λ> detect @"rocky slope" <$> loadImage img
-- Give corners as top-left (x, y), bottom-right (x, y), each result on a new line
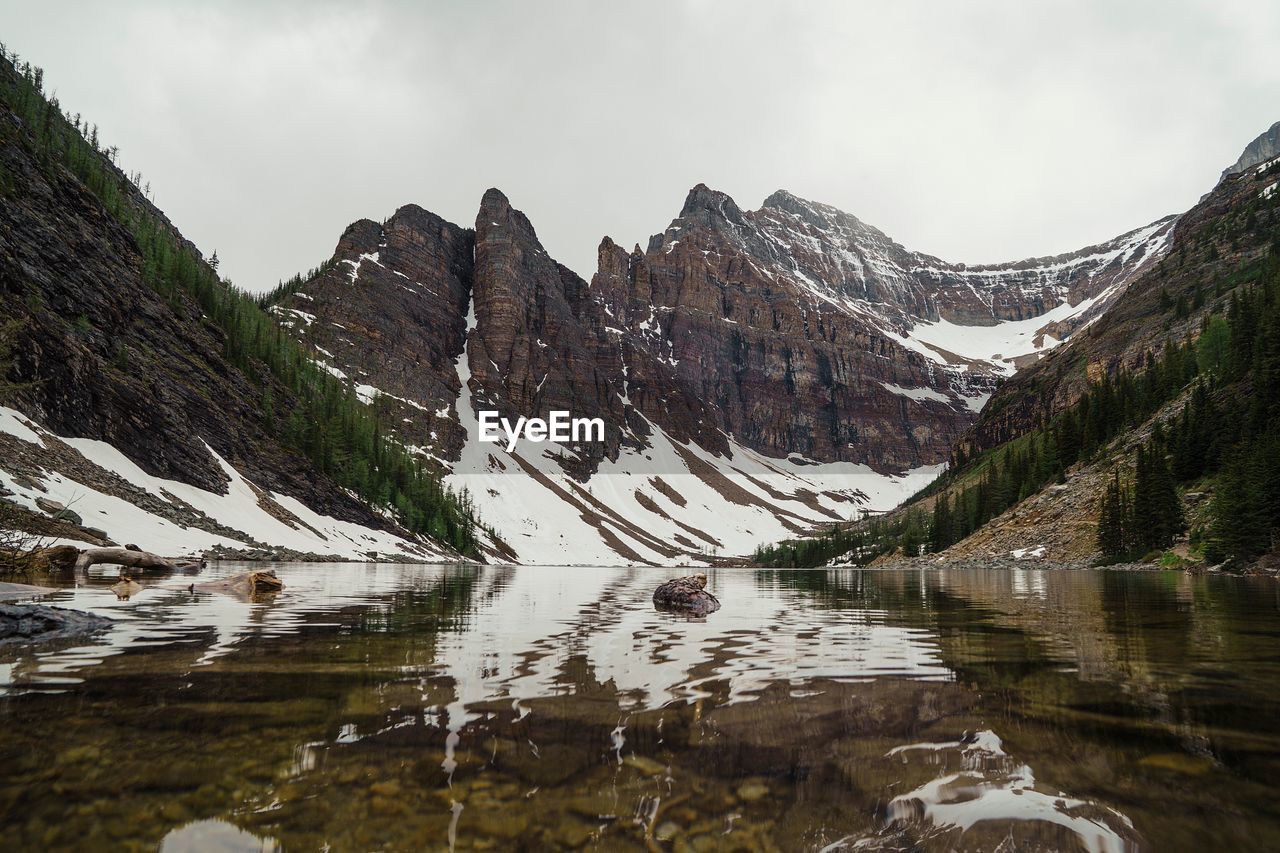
top-left (275, 181), bottom-right (1174, 564)
top-left (967, 135), bottom-right (1280, 457)
top-left (820, 120), bottom-right (1280, 568)
top-left (1223, 120), bottom-right (1280, 176)
top-left (0, 56), bottom-right (459, 561)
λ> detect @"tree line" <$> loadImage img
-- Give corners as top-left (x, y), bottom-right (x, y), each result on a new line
top-left (1099, 259), bottom-right (1280, 565)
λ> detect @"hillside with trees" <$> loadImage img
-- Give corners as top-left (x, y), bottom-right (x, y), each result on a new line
top-left (757, 133), bottom-right (1280, 571)
top-left (0, 46), bottom-right (479, 555)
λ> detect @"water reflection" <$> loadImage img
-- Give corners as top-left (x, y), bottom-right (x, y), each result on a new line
top-left (160, 818), bottom-right (278, 852)
top-left (881, 731), bottom-right (1138, 853)
top-left (0, 565), bottom-right (1277, 851)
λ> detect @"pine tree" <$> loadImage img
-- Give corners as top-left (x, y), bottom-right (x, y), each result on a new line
top-left (930, 494), bottom-right (953, 553)
top-left (1097, 472), bottom-right (1126, 560)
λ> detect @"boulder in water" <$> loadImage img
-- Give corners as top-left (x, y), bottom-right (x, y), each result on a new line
top-left (653, 573), bottom-right (720, 615)
top-left (0, 604), bottom-right (112, 646)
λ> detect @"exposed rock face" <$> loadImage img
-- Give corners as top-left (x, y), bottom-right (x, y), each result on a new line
top-left (591, 184), bottom-right (1171, 468)
top-left (0, 107), bottom-right (407, 529)
top-left (468, 189), bottom-right (631, 464)
top-left (0, 63), bottom-right (450, 558)
top-left (1223, 120), bottom-right (1280, 176)
top-left (273, 183), bottom-right (1175, 563)
top-left (284, 185), bottom-right (1172, 476)
top-left (271, 204), bottom-right (475, 464)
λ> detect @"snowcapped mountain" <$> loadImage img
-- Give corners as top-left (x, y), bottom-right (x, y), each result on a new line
top-left (272, 186), bottom-right (1173, 564)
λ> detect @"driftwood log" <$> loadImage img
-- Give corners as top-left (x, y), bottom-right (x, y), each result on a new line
top-left (73, 547), bottom-right (205, 574)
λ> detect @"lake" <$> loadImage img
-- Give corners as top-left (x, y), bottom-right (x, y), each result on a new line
top-left (1, 563), bottom-right (1278, 851)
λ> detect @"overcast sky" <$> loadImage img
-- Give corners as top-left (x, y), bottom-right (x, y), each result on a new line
top-left (3, 1), bottom-right (1278, 291)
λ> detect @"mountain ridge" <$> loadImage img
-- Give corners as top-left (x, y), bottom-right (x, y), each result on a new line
top-left (759, 118), bottom-right (1280, 570)
top-left (269, 176), bottom-right (1174, 562)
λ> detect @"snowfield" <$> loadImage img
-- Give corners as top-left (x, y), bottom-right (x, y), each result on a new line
top-left (0, 407), bottom-right (450, 561)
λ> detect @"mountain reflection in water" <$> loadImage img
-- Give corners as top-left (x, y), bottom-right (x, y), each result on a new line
top-left (1, 564), bottom-right (1278, 851)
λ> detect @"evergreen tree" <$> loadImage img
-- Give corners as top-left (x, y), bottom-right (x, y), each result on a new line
top-left (1096, 472), bottom-right (1126, 560)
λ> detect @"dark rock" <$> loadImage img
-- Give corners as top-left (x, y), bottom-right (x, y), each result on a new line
top-left (0, 604), bottom-right (112, 646)
top-left (653, 573), bottom-right (721, 615)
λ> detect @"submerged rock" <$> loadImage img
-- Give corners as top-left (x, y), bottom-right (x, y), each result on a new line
top-left (193, 570), bottom-right (284, 601)
top-left (653, 573), bottom-right (720, 615)
top-left (0, 604), bottom-right (112, 645)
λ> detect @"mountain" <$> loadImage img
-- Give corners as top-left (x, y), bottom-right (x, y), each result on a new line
top-left (769, 120), bottom-right (1280, 570)
top-left (0, 54), bottom-right (474, 561)
top-left (3, 48), bottom-right (1222, 569)
top-left (271, 181), bottom-right (1172, 564)
top-left (1223, 120), bottom-right (1280, 176)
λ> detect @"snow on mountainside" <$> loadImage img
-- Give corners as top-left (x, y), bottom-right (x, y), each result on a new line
top-left (444, 287), bottom-right (940, 565)
top-left (690, 189), bottom-right (1175, 375)
top-left (272, 186), bottom-right (1175, 565)
top-left (0, 408), bottom-right (449, 561)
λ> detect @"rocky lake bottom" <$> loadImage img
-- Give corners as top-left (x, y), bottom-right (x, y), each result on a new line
top-left (1, 562), bottom-right (1278, 851)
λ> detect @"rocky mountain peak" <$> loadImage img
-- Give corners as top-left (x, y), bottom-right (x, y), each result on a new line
top-left (760, 188), bottom-right (848, 230)
top-left (336, 217), bottom-right (383, 256)
top-left (677, 183), bottom-right (746, 226)
top-left (269, 177), bottom-right (1176, 563)
top-left (479, 187), bottom-right (513, 219)
top-left (1223, 119), bottom-right (1280, 176)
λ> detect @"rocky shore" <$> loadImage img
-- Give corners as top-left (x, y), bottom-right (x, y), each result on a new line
top-left (862, 554), bottom-right (1217, 573)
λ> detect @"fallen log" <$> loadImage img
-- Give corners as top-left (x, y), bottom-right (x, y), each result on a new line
top-left (73, 547), bottom-right (205, 574)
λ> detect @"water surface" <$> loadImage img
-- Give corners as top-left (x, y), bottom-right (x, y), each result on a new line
top-left (1, 563), bottom-right (1278, 851)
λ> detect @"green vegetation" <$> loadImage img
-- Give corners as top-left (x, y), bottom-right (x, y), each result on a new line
top-left (0, 48), bottom-right (478, 554)
top-left (759, 195), bottom-right (1280, 569)
top-left (751, 508), bottom-right (931, 568)
top-left (255, 260), bottom-right (338, 309)
top-left (1097, 264), bottom-right (1280, 565)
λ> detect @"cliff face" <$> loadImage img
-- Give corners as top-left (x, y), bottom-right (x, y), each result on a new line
top-left (0, 113), bottom-right (346, 516)
top-left (590, 184), bottom-right (1171, 469)
top-left (269, 204), bottom-right (475, 465)
top-left (1223, 120), bottom-right (1280, 176)
top-left (275, 183), bottom-right (1174, 563)
top-left (467, 189), bottom-right (633, 464)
